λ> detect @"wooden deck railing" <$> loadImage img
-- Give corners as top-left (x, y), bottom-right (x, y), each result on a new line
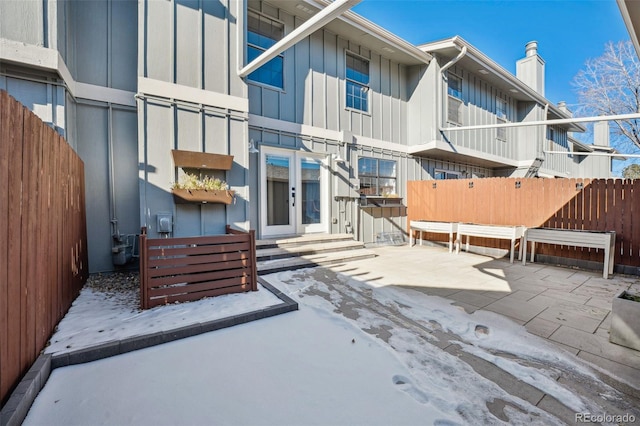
top-left (139, 226), bottom-right (258, 309)
top-left (0, 91), bottom-right (88, 406)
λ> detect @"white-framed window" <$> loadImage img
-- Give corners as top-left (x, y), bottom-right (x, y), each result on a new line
top-left (247, 10), bottom-right (284, 89)
top-left (358, 157), bottom-right (396, 196)
top-left (447, 72), bottom-right (462, 124)
top-left (496, 98), bottom-right (507, 141)
top-left (547, 127), bottom-right (555, 151)
top-left (346, 52), bottom-right (370, 112)
top-left (447, 72), bottom-right (462, 99)
top-left (434, 169), bottom-right (460, 180)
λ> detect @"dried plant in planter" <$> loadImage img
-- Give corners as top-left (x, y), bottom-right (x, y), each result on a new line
top-left (171, 173), bottom-right (234, 204)
top-left (171, 172), bottom-right (228, 191)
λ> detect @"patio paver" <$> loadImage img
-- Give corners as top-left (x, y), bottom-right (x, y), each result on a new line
top-left (328, 244), bottom-right (640, 402)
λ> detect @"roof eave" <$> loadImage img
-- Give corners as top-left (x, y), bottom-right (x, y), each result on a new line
top-left (420, 36), bottom-right (586, 132)
top-left (305, 0), bottom-right (433, 65)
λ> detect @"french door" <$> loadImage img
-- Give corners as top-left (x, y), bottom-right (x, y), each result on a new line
top-left (260, 148), bottom-right (328, 237)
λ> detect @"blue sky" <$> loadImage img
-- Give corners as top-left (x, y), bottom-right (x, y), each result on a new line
top-left (352, 0), bottom-right (631, 113)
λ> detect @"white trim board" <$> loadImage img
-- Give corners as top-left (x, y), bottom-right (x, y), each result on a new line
top-left (1, 38), bottom-right (136, 107)
top-left (137, 77), bottom-right (248, 113)
top-left (248, 114), bottom-right (410, 154)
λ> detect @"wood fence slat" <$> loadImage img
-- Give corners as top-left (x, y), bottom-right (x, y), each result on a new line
top-left (6, 95), bottom-right (24, 404)
top-left (148, 258), bottom-right (252, 279)
top-left (148, 250), bottom-right (250, 268)
top-left (24, 113), bottom-right (40, 367)
top-left (147, 283), bottom-right (253, 308)
top-left (149, 266), bottom-right (251, 288)
top-left (614, 179), bottom-right (624, 265)
top-left (632, 181), bottom-right (640, 266)
top-left (148, 275), bottom-right (252, 299)
top-left (0, 91), bottom-right (11, 403)
top-left (35, 119), bottom-right (47, 352)
top-left (147, 241), bottom-right (251, 258)
top-left (146, 234), bottom-right (250, 247)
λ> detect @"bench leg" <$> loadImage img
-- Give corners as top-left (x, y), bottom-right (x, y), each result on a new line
top-left (608, 240), bottom-right (615, 276)
top-left (530, 242), bottom-right (536, 263)
top-left (603, 246), bottom-right (610, 279)
top-left (420, 230), bottom-right (423, 246)
top-left (410, 230), bottom-right (414, 247)
top-left (448, 232), bottom-right (453, 253)
top-left (465, 236), bottom-right (470, 253)
top-left (455, 234), bottom-right (461, 254)
top-left (517, 236), bottom-right (524, 262)
top-left (509, 239), bottom-right (515, 263)
top-left (521, 236), bottom-right (527, 265)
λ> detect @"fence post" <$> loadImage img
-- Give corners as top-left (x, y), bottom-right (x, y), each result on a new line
top-left (139, 227), bottom-right (148, 309)
top-left (249, 230), bottom-right (258, 291)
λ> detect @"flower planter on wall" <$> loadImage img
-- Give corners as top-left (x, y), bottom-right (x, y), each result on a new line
top-left (172, 189), bottom-right (235, 205)
top-left (609, 291), bottom-right (640, 351)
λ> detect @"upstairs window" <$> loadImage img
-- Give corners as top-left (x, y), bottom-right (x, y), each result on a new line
top-left (434, 169), bottom-right (460, 180)
top-left (496, 98), bottom-right (507, 119)
top-left (496, 98), bottom-right (507, 141)
top-left (346, 53), bottom-right (369, 112)
top-left (547, 127), bottom-right (556, 150)
top-left (447, 72), bottom-right (462, 99)
top-left (358, 157), bottom-right (396, 196)
top-left (247, 10), bottom-right (284, 89)
top-left (447, 72), bottom-right (462, 124)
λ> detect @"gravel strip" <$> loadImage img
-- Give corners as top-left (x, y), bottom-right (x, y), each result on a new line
top-left (83, 271), bottom-right (140, 311)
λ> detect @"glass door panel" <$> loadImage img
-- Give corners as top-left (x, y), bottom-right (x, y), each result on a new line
top-left (266, 154), bottom-right (290, 226)
top-left (300, 158), bottom-right (321, 225)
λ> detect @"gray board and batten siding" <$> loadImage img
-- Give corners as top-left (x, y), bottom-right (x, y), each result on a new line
top-left (1, 0), bottom-right (140, 273)
top-left (139, 0), bottom-right (249, 246)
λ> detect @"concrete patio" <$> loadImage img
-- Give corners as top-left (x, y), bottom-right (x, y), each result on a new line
top-left (328, 244), bottom-right (640, 399)
top-left (9, 241), bottom-right (640, 425)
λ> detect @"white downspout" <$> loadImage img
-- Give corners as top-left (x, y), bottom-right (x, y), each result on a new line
top-left (437, 45), bottom-right (467, 132)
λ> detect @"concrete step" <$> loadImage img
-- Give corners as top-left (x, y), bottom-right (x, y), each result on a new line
top-left (257, 248), bottom-right (377, 275)
top-left (257, 240), bottom-right (365, 261)
top-left (256, 233), bottom-right (355, 249)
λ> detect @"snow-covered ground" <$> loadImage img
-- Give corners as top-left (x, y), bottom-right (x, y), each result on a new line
top-left (24, 268), bottom-right (639, 425)
top-left (45, 283), bottom-right (282, 354)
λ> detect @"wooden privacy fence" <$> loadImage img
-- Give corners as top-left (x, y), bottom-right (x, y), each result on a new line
top-left (407, 177), bottom-right (640, 269)
top-left (139, 226), bottom-right (258, 309)
top-left (0, 91), bottom-right (88, 406)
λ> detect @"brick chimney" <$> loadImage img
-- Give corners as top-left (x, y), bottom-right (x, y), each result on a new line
top-left (516, 41), bottom-right (545, 96)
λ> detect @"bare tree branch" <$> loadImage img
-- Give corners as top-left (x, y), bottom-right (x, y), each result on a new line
top-left (573, 41), bottom-right (640, 149)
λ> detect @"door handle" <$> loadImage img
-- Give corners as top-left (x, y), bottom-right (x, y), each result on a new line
top-left (291, 187), bottom-right (295, 207)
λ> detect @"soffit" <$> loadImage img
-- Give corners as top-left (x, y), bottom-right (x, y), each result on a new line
top-left (618, 0), bottom-right (640, 56)
top-left (266, 0), bottom-right (431, 66)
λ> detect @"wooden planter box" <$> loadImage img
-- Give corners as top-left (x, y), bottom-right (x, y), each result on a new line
top-left (172, 189), bottom-right (235, 204)
top-left (610, 291), bottom-right (640, 351)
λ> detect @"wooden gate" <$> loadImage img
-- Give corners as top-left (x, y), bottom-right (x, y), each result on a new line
top-left (139, 226), bottom-right (258, 309)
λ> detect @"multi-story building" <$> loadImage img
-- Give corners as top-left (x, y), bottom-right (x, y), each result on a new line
top-left (0, 0), bottom-right (616, 272)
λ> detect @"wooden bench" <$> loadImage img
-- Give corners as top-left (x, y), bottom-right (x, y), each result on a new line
top-left (522, 228), bottom-right (615, 279)
top-left (410, 221), bottom-right (457, 252)
top-left (456, 223), bottom-right (526, 263)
